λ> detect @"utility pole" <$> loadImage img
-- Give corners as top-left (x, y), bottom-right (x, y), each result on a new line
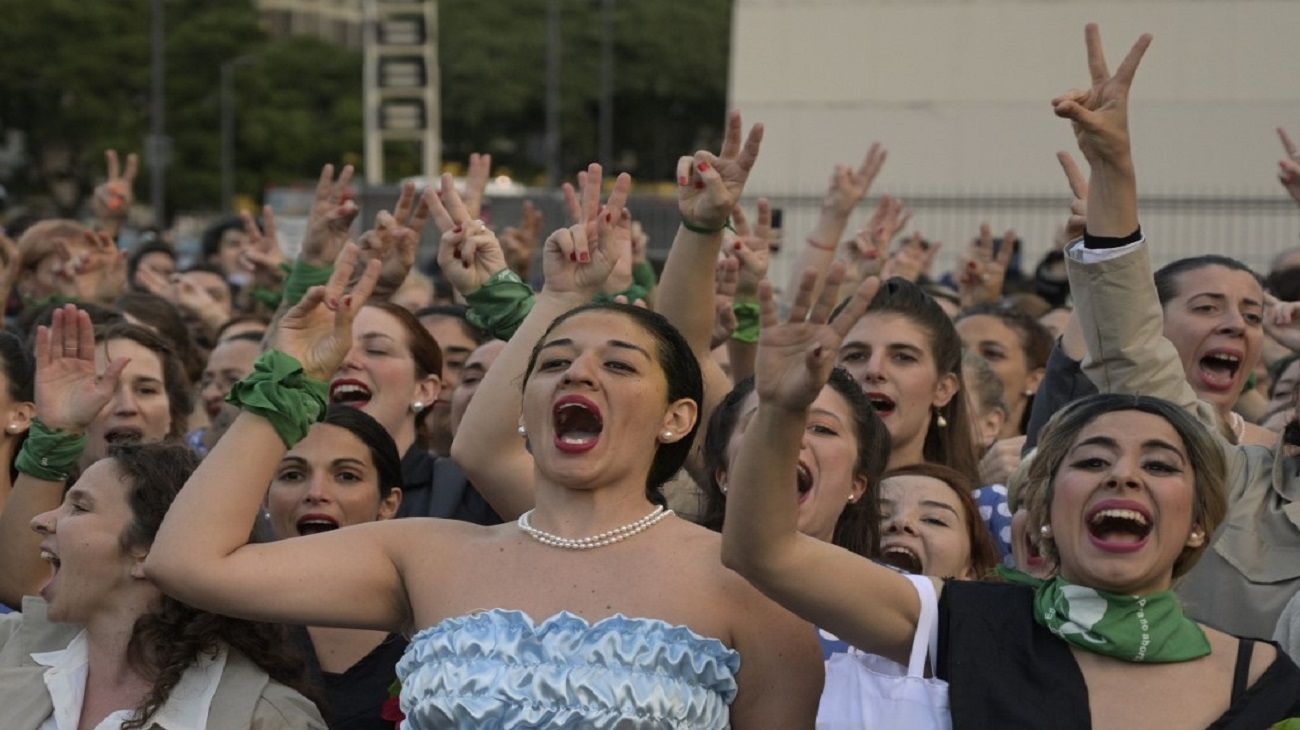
top-left (147, 0), bottom-right (169, 222)
top-left (544, 0), bottom-right (561, 186)
top-left (598, 0), bottom-right (614, 171)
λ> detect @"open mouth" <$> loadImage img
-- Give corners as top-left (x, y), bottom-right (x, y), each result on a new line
top-left (865, 392), bottom-right (896, 417)
top-left (296, 515), bottom-right (340, 536)
top-left (1085, 501), bottom-right (1153, 552)
top-left (552, 395), bottom-right (603, 453)
top-left (104, 427), bottom-right (143, 446)
top-left (1022, 529), bottom-right (1046, 568)
top-left (1197, 350), bottom-right (1242, 392)
top-left (330, 379), bottom-right (373, 408)
top-left (879, 543), bottom-right (923, 574)
top-left (796, 463), bottom-right (813, 503)
top-left (39, 548), bottom-right (61, 571)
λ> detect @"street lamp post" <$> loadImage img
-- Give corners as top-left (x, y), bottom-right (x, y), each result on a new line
top-left (220, 55), bottom-right (258, 212)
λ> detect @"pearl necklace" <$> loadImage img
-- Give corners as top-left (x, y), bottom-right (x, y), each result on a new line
top-left (518, 505), bottom-right (673, 550)
top-left (1229, 411), bottom-right (1245, 444)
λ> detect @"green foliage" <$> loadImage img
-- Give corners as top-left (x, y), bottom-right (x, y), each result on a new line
top-left (440, 0), bottom-right (732, 182)
top-left (0, 0), bottom-right (728, 217)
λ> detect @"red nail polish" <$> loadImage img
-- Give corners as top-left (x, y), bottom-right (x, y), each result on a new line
top-left (579, 252), bottom-right (590, 263)
top-left (698, 162), bottom-right (710, 172)
top-left (679, 177), bottom-right (688, 186)
top-left (605, 212), bottom-right (612, 223)
top-left (343, 295), bottom-right (353, 307)
top-left (734, 242), bottom-right (742, 250)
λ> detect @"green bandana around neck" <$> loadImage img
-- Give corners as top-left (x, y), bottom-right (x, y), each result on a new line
top-left (997, 565), bottom-right (1210, 663)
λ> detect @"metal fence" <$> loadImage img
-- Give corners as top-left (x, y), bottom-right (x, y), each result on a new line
top-left (355, 185), bottom-right (1300, 285)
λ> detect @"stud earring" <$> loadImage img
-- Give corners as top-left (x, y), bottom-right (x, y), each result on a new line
top-left (411, 401), bottom-right (424, 413)
top-left (517, 425), bottom-right (527, 437)
top-left (4, 424), bottom-right (15, 434)
top-left (1039, 524), bottom-right (1053, 538)
top-left (1188, 529), bottom-right (1205, 547)
top-left (661, 431), bottom-right (673, 441)
top-left (934, 409), bottom-right (948, 428)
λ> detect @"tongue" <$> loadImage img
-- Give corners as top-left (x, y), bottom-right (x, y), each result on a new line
top-left (1200, 359), bottom-right (1235, 389)
top-left (1093, 528), bottom-right (1143, 544)
top-left (560, 429), bottom-right (599, 444)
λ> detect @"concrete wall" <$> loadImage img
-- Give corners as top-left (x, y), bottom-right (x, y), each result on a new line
top-left (732, 0), bottom-right (1300, 195)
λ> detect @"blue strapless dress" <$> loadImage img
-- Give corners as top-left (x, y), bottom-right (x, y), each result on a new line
top-left (397, 609), bottom-right (740, 729)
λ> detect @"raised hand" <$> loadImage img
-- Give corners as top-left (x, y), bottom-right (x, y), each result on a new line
top-left (564, 169), bottom-right (634, 294)
top-left (56, 229), bottom-right (126, 305)
top-left (273, 243), bottom-right (381, 382)
top-left (501, 200), bottom-right (544, 276)
top-left (1278, 127), bottom-right (1300, 205)
top-left (431, 173), bottom-right (508, 297)
top-left (711, 256), bottom-right (740, 350)
top-left (728, 199), bottom-right (771, 297)
top-left (91, 149), bottom-right (138, 232)
top-left (821, 143), bottom-right (887, 216)
top-left (1051, 24), bottom-right (1151, 166)
top-left (544, 163), bottom-right (632, 298)
top-left (356, 180), bottom-right (428, 299)
top-left (0, 229), bottom-right (19, 312)
top-left (755, 263), bottom-right (879, 412)
top-left (677, 110), bottom-right (763, 230)
top-left (240, 206), bottom-right (287, 289)
top-left (34, 304), bottom-right (130, 433)
top-left (463, 152), bottom-right (492, 219)
top-left (299, 164), bottom-right (359, 267)
top-left (979, 435), bottom-right (1026, 487)
top-left (881, 232), bottom-right (937, 284)
top-left (958, 224), bottom-right (1016, 306)
top-left (1265, 295), bottom-right (1300, 353)
top-left (1056, 151), bottom-right (1089, 241)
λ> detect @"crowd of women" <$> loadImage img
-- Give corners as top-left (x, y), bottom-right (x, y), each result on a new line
top-left (1, 21), bottom-right (1300, 729)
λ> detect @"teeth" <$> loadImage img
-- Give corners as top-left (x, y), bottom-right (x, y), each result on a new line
top-left (39, 550), bottom-right (59, 566)
top-left (1090, 508), bottom-right (1149, 526)
top-left (1207, 354), bottom-right (1239, 364)
top-left (560, 434), bottom-right (594, 444)
top-left (884, 546), bottom-right (918, 558)
top-left (332, 384), bottom-right (370, 396)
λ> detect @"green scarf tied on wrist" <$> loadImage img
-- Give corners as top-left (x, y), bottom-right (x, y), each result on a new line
top-left (283, 259), bottom-right (334, 307)
top-left (15, 418), bottom-right (87, 482)
top-left (997, 565), bottom-right (1210, 663)
top-left (593, 284), bottom-right (650, 306)
top-left (731, 299), bottom-right (760, 344)
top-left (226, 350), bottom-right (329, 448)
top-left (465, 268), bottom-right (535, 341)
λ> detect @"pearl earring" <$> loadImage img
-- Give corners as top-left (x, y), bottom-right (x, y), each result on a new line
top-left (517, 425), bottom-right (527, 436)
top-left (1039, 524), bottom-right (1053, 538)
top-left (411, 401), bottom-right (424, 413)
top-left (661, 431), bottom-right (673, 441)
top-left (934, 408), bottom-right (948, 428)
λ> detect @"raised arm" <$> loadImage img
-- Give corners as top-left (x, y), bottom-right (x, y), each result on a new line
top-left (0, 305), bottom-right (127, 606)
top-left (780, 144), bottom-right (886, 310)
top-left (91, 149), bottom-right (137, 240)
top-left (1277, 126), bottom-right (1300, 206)
top-left (721, 265), bottom-right (922, 665)
top-left (450, 167), bottom-right (631, 519)
top-left (145, 246), bottom-right (416, 631)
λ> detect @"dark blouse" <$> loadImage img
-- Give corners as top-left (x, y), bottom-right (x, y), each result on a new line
top-left (937, 580), bottom-right (1300, 729)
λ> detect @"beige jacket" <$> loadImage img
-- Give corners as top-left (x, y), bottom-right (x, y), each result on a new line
top-left (1066, 241), bottom-right (1300, 640)
top-left (0, 597), bottom-right (326, 730)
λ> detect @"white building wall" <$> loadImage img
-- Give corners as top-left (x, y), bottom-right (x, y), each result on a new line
top-left (730, 0), bottom-right (1300, 275)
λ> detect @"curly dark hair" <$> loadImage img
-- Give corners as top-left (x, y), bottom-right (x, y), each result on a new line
top-left (112, 442), bottom-right (321, 729)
